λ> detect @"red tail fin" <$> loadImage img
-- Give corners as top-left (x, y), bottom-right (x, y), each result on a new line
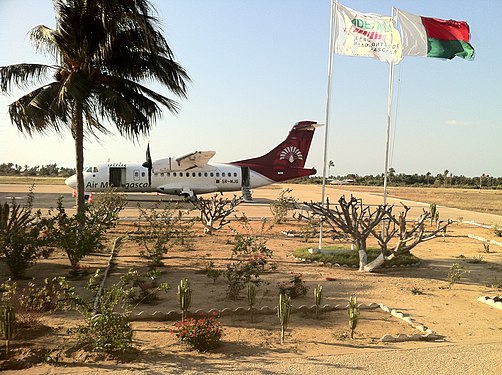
top-left (231, 121), bottom-right (317, 182)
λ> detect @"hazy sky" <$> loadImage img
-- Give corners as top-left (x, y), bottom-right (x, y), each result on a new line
top-left (1, 0), bottom-right (500, 177)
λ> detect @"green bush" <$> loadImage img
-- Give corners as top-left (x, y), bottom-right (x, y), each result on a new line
top-left (19, 276), bottom-right (76, 312)
top-left (47, 193), bottom-right (124, 270)
top-left (0, 191), bottom-right (53, 278)
top-left (133, 204), bottom-right (181, 266)
top-left (224, 220), bottom-right (274, 299)
top-left (71, 270), bottom-right (134, 354)
top-left (292, 247), bottom-right (420, 268)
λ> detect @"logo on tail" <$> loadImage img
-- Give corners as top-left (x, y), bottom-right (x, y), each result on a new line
top-left (279, 146), bottom-right (303, 163)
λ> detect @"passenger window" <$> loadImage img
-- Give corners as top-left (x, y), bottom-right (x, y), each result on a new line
top-left (222, 172), bottom-right (226, 177)
top-left (141, 172), bottom-right (145, 177)
top-left (210, 172), bottom-right (214, 177)
top-left (234, 172), bottom-right (237, 177)
top-left (134, 171), bottom-right (139, 177)
top-left (204, 172), bottom-right (208, 177)
top-left (198, 172), bottom-right (202, 177)
top-left (192, 172), bottom-right (196, 177)
top-left (161, 173), bottom-right (164, 177)
top-left (216, 173), bottom-right (220, 177)
top-left (186, 172), bottom-right (190, 177)
top-left (173, 172), bottom-right (177, 177)
top-left (167, 172), bottom-right (170, 177)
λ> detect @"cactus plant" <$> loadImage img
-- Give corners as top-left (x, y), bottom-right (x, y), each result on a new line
top-left (247, 283), bottom-right (256, 322)
top-left (313, 284), bottom-right (323, 319)
top-left (0, 304), bottom-right (16, 354)
top-left (277, 293), bottom-right (291, 344)
top-left (429, 202), bottom-right (437, 226)
top-left (347, 295), bottom-right (359, 339)
top-left (177, 279), bottom-right (192, 321)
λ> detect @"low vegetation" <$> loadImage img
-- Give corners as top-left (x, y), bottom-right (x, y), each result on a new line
top-left (292, 247), bottom-right (420, 268)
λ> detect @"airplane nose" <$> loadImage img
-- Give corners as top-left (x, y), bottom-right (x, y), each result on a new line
top-left (65, 175), bottom-right (77, 189)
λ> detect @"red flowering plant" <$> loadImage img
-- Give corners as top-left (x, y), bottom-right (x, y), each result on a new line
top-left (171, 314), bottom-right (223, 352)
top-left (277, 273), bottom-right (308, 298)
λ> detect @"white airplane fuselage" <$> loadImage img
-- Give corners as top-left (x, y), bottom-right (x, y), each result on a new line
top-left (65, 162), bottom-right (272, 196)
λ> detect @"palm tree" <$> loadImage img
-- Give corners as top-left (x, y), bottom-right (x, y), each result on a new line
top-left (443, 170), bottom-right (449, 187)
top-left (328, 160), bottom-right (334, 177)
top-left (0, 0), bottom-right (189, 215)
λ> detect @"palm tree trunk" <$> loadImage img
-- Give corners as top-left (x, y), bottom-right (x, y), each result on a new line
top-left (72, 102), bottom-right (85, 216)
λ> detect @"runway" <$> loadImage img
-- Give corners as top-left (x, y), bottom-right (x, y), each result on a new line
top-left (1, 183), bottom-right (501, 225)
top-left (0, 187), bottom-right (275, 219)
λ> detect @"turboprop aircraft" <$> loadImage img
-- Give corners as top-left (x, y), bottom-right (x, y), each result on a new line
top-left (65, 121), bottom-right (318, 201)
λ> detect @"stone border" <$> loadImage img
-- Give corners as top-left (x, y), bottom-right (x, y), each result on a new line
top-left (130, 302), bottom-right (380, 321)
top-left (378, 303), bottom-right (444, 342)
top-left (478, 296), bottom-right (502, 310)
top-left (131, 302), bottom-right (442, 343)
top-left (467, 234), bottom-right (502, 247)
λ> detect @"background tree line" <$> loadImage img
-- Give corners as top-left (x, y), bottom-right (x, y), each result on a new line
top-left (298, 170), bottom-right (502, 189)
top-left (0, 162), bottom-right (75, 177)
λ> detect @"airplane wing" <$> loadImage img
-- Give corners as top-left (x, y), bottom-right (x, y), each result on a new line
top-left (175, 151), bottom-right (216, 170)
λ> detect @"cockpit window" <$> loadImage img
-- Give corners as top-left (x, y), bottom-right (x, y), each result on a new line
top-left (85, 167), bottom-right (93, 173)
top-left (93, 167), bottom-right (99, 173)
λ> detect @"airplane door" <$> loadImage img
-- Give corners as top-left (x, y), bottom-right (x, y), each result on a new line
top-left (241, 167), bottom-right (250, 188)
top-left (109, 167), bottom-right (126, 187)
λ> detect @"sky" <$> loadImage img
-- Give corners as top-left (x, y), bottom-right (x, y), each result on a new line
top-left (0, 0), bottom-right (501, 177)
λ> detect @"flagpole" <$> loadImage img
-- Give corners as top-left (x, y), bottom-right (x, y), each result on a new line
top-left (383, 7), bottom-right (398, 207)
top-left (383, 62), bottom-right (394, 207)
top-left (318, 0), bottom-right (337, 250)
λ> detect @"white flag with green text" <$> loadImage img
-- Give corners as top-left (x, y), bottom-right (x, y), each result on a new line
top-left (335, 3), bottom-right (402, 64)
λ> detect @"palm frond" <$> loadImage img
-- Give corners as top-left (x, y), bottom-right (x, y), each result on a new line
top-left (8, 83), bottom-right (70, 136)
top-left (29, 25), bottom-right (60, 59)
top-left (0, 64), bottom-right (56, 93)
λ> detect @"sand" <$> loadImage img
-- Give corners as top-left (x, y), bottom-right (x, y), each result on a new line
top-left (1, 183), bottom-right (501, 374)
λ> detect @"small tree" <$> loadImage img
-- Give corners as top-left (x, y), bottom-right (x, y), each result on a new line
top-left (133, 204), bottom-right (181, 266)
top-left (48, 193), bottom-right (125, 271)
top-left (366, 204), bottom-right (452, 272)
top-left (224, 219), bottom-right (274, 299)
top-left (191, 194), bottom-right (242, 235)
top-left (270, 188), bottom-right (297, 224)
top-left (306, 196), bottom-right (391, 270)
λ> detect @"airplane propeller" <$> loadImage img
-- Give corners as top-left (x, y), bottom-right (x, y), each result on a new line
top-left (142, 143), bottom-right (153, 186)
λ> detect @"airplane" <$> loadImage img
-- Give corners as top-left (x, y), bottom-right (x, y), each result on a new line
top-left (65, 121), bottom-right (319, 201)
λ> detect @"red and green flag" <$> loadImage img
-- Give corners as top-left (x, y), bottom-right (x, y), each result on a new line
top-left (397, 9), bottom-right (475, 60)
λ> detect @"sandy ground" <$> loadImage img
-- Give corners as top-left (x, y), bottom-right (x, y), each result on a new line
top-left (1, 183), bottom-right (502, 374)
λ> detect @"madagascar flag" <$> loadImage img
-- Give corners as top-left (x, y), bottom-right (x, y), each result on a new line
top-left (397, 9), bottom-right (475, 60)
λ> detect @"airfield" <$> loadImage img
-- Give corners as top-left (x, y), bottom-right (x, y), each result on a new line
top-left (1, 183), bottom-right (502, 374)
